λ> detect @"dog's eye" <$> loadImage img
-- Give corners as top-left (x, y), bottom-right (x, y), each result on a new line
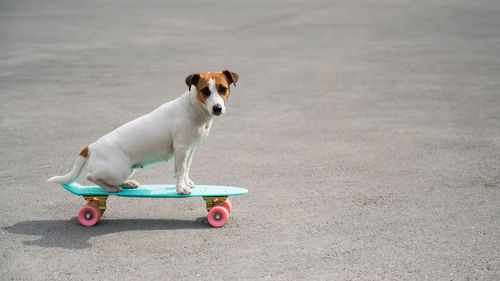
top-left (201, 87), bottom-right (211, 97)
top-left (218, 86), bottom-right (227, 94)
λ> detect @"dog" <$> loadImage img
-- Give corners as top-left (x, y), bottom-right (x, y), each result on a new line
top-left (48, 70), bottom-right (239, 195)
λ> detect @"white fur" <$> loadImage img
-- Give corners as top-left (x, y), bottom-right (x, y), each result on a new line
top-left (48, 87), bottom-right (221, 195)
top-left (205, 78), bottom-right (226, 115)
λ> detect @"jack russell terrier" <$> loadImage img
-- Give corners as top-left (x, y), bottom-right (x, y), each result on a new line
top-left (48, 70), bottom-right (239, 195)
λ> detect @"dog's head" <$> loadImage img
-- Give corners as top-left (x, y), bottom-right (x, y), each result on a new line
top-left (185, 70), bottom-right (239, 116)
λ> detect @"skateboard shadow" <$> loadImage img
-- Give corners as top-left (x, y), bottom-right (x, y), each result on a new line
top-left (3, 217), bottom-right (210, 249)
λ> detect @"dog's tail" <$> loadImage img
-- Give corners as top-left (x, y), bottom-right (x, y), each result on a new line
top-left (47, 147), bottom-right (89, 184)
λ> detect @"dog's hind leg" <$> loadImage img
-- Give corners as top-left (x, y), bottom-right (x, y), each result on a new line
top-left (119, 169), bottom-right (140, 189)
top-left (120, 179), bottom-right (140, 189)
top-left (86, 173), bottom-right (124, 193)
top-left (84, 146), bottom-right (136, 192)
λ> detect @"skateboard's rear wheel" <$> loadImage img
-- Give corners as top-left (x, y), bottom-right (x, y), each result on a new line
top-left (207, 206), bottom-right (229, 228)
top-left (78, 204), bottom-right (101, 227)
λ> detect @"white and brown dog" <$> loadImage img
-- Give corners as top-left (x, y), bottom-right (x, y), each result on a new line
top-left (48, 70), bottom-right (239, 195)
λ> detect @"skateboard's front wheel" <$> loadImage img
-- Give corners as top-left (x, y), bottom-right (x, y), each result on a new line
top-left (223, 199), bottom-right (232, 214)
top-left (214, 198), bottom-right (232, 214)
top-left (78, 204), bottom-right (101, 227)
top-left (207, 205), bottom-right (229, 228)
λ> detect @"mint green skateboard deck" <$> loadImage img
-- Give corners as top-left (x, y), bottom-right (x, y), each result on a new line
top-left (62, 182), bottom-right (248, 198)
top-left (61, 183), bottom-right (248, 228)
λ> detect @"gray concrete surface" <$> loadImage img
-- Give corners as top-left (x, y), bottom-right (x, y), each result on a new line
top-left (1, 0), bottom-right (499, 280)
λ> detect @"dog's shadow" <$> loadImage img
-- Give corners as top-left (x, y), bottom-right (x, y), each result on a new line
top-left (3, 217), bottom-right (210, 249)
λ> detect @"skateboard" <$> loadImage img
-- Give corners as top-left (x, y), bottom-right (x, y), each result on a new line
top-left (61, 183), bottom-right (248, 228)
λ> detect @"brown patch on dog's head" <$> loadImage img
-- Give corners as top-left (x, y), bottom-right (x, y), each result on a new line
top-left (222, 70), bottom-right (239, 87)
top-left (185, 73), bottom-right (200, 91)
top-left (185, 70), bottom-right (239, 104)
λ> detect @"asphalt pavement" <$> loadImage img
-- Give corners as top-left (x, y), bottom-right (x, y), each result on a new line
top-left (1, 0), bottom-right (499, 280)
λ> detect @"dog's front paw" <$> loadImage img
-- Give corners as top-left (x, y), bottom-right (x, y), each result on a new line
top-left (176, 184), bottom-right (192, 195)
top-left (185, 178), bottom-right (195, 188)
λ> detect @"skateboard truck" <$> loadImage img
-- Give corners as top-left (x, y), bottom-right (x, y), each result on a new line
top-left (202, 196), bottom-right (228, 212)
top-left (83, 195), bottom-right (108, 215)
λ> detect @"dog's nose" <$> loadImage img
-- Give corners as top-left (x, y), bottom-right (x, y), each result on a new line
top-left (212, 104), bottom-right (222, 115)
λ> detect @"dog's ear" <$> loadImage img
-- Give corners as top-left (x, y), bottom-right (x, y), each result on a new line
top-left (185, 73), bottom-right (200, 91)
top-left (222, 70), bottom-right (239, 87)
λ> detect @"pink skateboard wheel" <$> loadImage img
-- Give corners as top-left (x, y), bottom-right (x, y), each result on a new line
top-left (214, 198), bottom-right (232, 214)
top-left (78, 204), bottom-right (101, 227)
top-left (222, 199), bottom-right (232, 214)
top-left (207, 205), bottom-right (229, 227)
